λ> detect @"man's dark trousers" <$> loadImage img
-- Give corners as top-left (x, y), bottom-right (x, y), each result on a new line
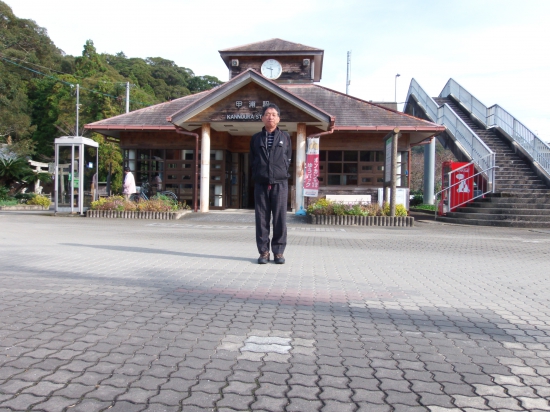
top-left (254, 181), bottom-right (287, 255)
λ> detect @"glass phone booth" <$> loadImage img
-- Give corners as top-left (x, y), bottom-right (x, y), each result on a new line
top-left (54, 136), bottom-right (99, 214)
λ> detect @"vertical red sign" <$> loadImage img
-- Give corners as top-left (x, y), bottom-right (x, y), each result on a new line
top-left (304, 137), bottom-right (320, 197)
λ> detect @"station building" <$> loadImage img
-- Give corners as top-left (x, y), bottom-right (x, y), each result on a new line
top-left (86, 39), bottom-right (444, 211)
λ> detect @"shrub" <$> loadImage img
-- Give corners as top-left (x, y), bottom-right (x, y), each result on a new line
top-left (307, 198), bottom-right (384, 216)
top-left (382, 203), bottom-right (408, 217)
top-left (306, 198), bottom-right (333, 216)
top-left (410, 193), bottom-right (423, 207)
top-left (0, 186), bottom-right (11, 201)
top-left (26, 195), bottom-right (51, 208)
top-left (363, 202), bottom-right (384, 216)
top-left (15, 192), bottom-right (36, 203)
top-left (91, 195), bottom-right (181, 212)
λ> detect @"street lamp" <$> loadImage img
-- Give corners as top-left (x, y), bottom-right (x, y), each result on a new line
top-left (394, 73), bottom-right (401, 104)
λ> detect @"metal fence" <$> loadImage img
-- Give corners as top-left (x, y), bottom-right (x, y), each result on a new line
top-left (487, 105), bottom-right (550, 174)
top-left (442, 78), bottom-right (550, 177)
top-left (406, 79), bottom-right (495, 187)
top-left (406, 78), bottom-right (439, 122)
top-left (440, 79), bottom-right (487, 126)
top-left (437, 104), bottom-right (495, 183)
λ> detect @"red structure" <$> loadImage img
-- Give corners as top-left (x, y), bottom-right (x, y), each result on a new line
top-left (438, 161), bottom-right (475, 215)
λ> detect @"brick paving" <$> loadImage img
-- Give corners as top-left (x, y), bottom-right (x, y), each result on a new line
top-left (0, 210), bottom-right (549, 411)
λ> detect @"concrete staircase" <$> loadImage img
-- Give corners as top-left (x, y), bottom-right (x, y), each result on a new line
top-left (434, 97), bottom-right (550, 228)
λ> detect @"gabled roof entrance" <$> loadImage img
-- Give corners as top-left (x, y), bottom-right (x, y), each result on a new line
top-left (167, 69), bottom-right (334, 135)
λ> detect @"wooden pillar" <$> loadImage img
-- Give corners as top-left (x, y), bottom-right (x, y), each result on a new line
top-left (295, 123), bottom-right (307, 212)
top-left (200, 123), bottom-right (210, 212)
top-left (390, 130), bottom-right (399, 217)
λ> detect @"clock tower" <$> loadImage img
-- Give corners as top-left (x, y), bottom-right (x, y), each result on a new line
top-left (219, 38), bottom-right (324, 84)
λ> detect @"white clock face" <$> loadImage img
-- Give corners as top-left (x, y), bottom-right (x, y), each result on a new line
top-left (261, 59), bottom-right (282, 80)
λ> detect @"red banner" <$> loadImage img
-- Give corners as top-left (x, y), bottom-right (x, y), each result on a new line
top-left (303, 137), bottom-right (319, 197)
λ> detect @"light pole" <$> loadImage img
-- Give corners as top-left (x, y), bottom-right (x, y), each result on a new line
top-left (394, 74), bottom-right (400, 104)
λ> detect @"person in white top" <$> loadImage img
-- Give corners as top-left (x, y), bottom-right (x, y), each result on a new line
top-left (123, 167), bottom-right (136, 200)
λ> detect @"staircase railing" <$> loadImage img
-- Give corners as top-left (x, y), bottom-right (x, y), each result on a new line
top-left (434, 158), bottom-right (497, 219)
top-left (406, 78), bottom-right (439, 122)
top-left (487, 104), bottom-right (550, 174)
top-left (441, 78), bottom-right (550, 177)
top-left (406, 79), bottom-right (495, 187)
top-left (437, 104), bottom-right (495, 182)
top-left (440, 79), bottom-right (487, 127)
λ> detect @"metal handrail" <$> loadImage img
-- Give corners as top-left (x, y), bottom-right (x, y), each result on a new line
top-left (405, 79), bottom-right (496, 187)
top-left (440, 79), bottom-right (488, 126)
top-left (405, 78), bottom-right (439, 122)
top-left (441, 78), bottom-right (550, 177)
top-left (487, 104), bottom-right (550, 174)
top-left (434, 161), bottom-right (498, 220)
top-left (437, 104), bottom-right (495, 185)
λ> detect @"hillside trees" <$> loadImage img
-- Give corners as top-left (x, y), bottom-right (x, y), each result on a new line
top-left (0, 0), bottom-right (223, 167)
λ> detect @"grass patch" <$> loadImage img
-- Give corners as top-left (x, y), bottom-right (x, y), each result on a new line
top-left (0, 199), bottom-right (19, 207)
top-left (413, 204), bottom-right (437, 211)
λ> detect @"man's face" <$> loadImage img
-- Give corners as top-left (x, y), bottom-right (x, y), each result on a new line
top-left (262, 108), bottom-right (280, 131)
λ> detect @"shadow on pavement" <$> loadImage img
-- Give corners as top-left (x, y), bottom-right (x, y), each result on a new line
top-left (60, 243), bottom-right (257, 263)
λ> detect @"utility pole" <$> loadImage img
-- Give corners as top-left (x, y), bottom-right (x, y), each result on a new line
top-left (394, 74), bottom-right (400, 104)
top-left (126, 82), bottom-right (130, 113)
top-left (75, 84), bottom-right (80, 136)
top-left (346, 51), bottom-right (351, 95)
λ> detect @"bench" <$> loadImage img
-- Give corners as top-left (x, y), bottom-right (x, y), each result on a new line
top-left (326, 195), bottom-right (372, 204)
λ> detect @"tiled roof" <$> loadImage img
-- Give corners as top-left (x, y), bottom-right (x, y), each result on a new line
top-left (282, 84), bottom-right (440, 129)
top-left (86, 77), bottom-right (441, 131)
top-left (219, 38), bottom-right (322, 53)
top-left (85, 90), bottom-right (212, 129)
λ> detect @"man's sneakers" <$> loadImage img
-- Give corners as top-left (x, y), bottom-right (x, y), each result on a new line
top-left (274, 254), bottom-right (285, 264)
top-left (258, 251), bottom-right (270, 264)
top-left (257, 252), bottom-right (285, 264)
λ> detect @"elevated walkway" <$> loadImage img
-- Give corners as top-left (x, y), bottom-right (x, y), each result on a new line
top-left (405, 79), bottom-right (550, 228)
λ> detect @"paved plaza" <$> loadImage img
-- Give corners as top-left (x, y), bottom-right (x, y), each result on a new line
top-left (0, 210), bottom-right (549, 412)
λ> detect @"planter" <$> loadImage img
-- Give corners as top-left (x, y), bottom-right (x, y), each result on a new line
top-left (86, 210), bottom-right (190, 220)
top-left (0, 205), bottom-right (49, 211)
top-left (308, 214), bottom-right (414, 227)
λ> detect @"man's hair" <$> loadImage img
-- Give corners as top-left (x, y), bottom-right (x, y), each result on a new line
top-left (262, 103), bottom-right (280, 116)
top-left (124, 166), bottom-right (130, 172)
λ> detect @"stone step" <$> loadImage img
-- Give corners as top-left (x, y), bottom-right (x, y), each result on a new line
top-left (445, 211), bottom-right (550, 222)
top-left (489, 191), bottom-right (550, 199)
top-left (496, 179), bottom-right (544, 185)
top-left (435, 216), bottom-right (550, 228)
top-left (469, 201), bottom-right (550, 209)
top-left (456, 207), bottom-right (550, 216)
top-left (497, 185), bottom-right (548, 190)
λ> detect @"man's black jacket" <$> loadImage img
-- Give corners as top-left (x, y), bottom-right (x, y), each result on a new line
top-left (249, 127), bottom-right (292, 185)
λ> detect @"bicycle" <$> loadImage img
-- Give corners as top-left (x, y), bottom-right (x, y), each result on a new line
top-left (157, 191), bottom-right (178, 202)
top-left (130, 192), bottom-right (148, 202)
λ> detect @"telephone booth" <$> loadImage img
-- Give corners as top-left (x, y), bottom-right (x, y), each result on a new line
top-left (438, 161), bottom-right (474, 215)
top-left (54, 136), bottom-right (99, 214)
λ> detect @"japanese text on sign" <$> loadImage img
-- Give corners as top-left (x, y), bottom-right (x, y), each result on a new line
top-left (303, 137), bottom-right (320, 197)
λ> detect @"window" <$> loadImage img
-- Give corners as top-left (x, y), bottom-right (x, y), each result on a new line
top-left (317, 149), bottom-right (408, 187)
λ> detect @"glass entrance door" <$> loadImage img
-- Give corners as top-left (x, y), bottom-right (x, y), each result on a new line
top-left (226, 152), bottom-right (240, 208)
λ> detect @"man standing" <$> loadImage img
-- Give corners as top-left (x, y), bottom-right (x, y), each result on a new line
top-left (123, 166), bottom-right (136, 200)
top-left (250, 103), bottom-right (291, 264)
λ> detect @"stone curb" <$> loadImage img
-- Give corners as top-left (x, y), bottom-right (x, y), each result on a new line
top-left (308, 214), bottom-right (414, 227)
top-left (86, 210), bottom-right (190, 220)
top-left (0, 205), bottom-right (49, 211)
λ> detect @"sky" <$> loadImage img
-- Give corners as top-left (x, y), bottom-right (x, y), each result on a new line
top-left (8, 0), bottom-right (550, 141)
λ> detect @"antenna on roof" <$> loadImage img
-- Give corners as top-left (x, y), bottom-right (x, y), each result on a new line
top-left (346, 51), bottom-right (351, 95)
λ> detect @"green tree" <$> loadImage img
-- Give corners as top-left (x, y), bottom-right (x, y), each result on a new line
top-left (91, 133), bottom-right (123, 193)
top-left (74, 40), bottom-right (106, 77)
top-left (1, 0), bottom-right (224, 164)
top-left (188, 75), bottom-right (223, 93)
